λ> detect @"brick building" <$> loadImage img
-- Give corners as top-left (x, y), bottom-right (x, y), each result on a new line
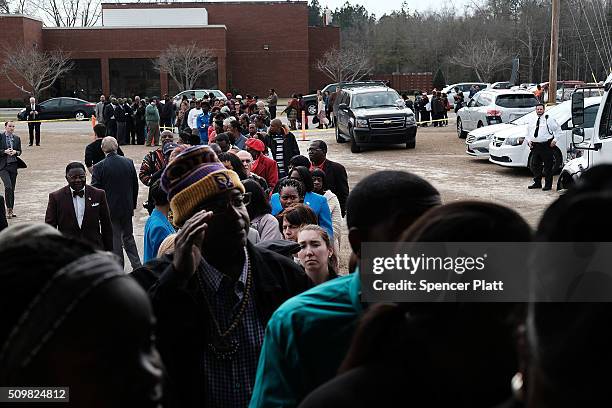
top-left (0, 2), bottom-right (340, 101)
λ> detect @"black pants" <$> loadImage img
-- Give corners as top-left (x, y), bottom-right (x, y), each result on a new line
top-left (270, 106), bottom-right (277, 119)
top-left (531, 141), bottom-right (554, 187)
top-left (0, 163), bottom-right (18, 208)
top-left (135, 121), bottom-right (146, 145)
top-left (28, 122), bottom-right (40, 145)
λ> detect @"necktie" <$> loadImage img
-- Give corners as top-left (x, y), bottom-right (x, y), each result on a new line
top-left (534, 117), bottom-right (540, 139)
top-left (73, 190), bottom-right (84, 198)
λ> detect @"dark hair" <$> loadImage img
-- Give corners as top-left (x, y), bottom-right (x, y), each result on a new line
top-left (215, 133), bottom-right (230, 144)
top-left (346, 171), bottom-right (441, 233)
top-left (150, 180), bottom-right (168, 206)
top-left (93, 123), bottom-right (106, 139)
top-left (230, 120), bottom-right (240, 131)
top-left (278, 178), bottom-right (305, 199)
top-left (281, 204), bottom-right (317, 227)
top-left (312, 140), bottom-right (328, 153)
top-left (243, 179), bottom-right (271, 219)
top-left (289, 155), bottom-right (311, 169)
top-left (401, 201), bottom-right (532, 242)
top-left (536, 102), bottom-right (545, 108)
top-left (217, 152), bottom-right (247, 180)
top-left (65, 161), bottom-right (86, 175)
top-left (311, 168), bottom-right (327, 191)
top-left (0, 235), bottom-right (95, 354)
top-left (290, 166), bottom-right (314, 192)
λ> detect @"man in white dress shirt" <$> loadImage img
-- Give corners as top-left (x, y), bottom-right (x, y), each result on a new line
top-left (525, 103), bottom-right (561, 191)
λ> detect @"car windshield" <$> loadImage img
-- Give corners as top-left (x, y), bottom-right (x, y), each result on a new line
top-left (495, 94), bottom-right (539, 108)
top-left (351, 91), bottom-right (400, 109)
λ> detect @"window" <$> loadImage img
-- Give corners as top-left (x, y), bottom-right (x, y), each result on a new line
top-left (477, 94), bottom-right (493, 106)
top-left (598, 92), bottom-right (612, 139)
top-left (495, 94), bottom-right (539, 108)
top-left (351, 91), bottom-right (400, 109)
top-left (110, 58), bottom-right (160, 98)
top-left (42, 99), bottom-right (60, 109)
top-left (467, 98), bottom-right (477, 108)
top-left (61, 99), bottom-right (79, 106)
top-left (584, 104), bottom-right (600, 128)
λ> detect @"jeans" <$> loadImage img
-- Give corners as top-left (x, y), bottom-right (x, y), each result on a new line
top-left (111, 214), bottom-right (142, 270)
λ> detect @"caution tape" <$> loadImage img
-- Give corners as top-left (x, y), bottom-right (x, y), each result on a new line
top-left (16, 118), bottom-right (91, 124)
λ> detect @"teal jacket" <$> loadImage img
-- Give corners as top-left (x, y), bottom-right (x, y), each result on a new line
top-left (249, 272), bottom-right (363, 407)
top-left (145, 103), bottom-right (160, 123)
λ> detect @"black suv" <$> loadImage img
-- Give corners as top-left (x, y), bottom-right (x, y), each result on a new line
top-left (334, 86), bottom-right (417, 153)
top-left (302, 81), bottom-right (386, 116)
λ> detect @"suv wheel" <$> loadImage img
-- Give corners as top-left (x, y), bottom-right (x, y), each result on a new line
top-left (406, 139), bottom-right (416, 149)
top-left (307, 104), bottom-right (317, 116)
top-left (457, 118), bottom-right (467, 138)
top-left (335, 125), bottom-right (345, 143)
top-left (349, 129), bottom-right (361, 153)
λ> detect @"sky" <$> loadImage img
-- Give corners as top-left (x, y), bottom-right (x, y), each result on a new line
top-left (316, 0), bottom-right (472, 18)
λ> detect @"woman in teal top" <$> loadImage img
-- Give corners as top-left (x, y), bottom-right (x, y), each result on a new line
top-left (143, 180), bottom-right (175, 262)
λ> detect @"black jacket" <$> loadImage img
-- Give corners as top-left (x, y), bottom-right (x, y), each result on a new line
top-left (149, 243), bottom-right (312, 408)
top-left (264, 131), bottom-right (300, 176)
top-left (91, 152), bottom-right (138, 219)
top-left (320, 159), bottom-right (349, 217)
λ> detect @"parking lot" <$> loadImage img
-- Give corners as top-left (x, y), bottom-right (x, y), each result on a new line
top-left (4, 113), bottom-right (560, 269)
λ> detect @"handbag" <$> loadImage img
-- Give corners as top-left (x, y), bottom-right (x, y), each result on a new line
top-left (17, 157), bottom-right (27, 169)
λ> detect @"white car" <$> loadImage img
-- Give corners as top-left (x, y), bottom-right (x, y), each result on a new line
top-left (456, 90), bottom-right (539, 138)
top-left (440, 82), bottom-right (489, 108)
top-left (486, 82), bottom-right (512, 90)
top-left (465, 113), bottom-right (533, 158)
top-left (488, 96), bottom-right (601, 173)
top-left (172, 89), bottom-right (227, 106)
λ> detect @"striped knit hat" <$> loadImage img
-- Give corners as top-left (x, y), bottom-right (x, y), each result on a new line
top-left (160, 145), bottom-right (244, 226)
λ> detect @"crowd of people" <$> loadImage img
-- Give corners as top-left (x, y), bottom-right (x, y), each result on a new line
top-left (3, 86), bottom-right (612, 408)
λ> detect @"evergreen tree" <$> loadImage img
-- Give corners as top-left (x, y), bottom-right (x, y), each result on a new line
top-left (308, 0), bottom-right (323, 26)
top-left (433, 67), bottom-right (446, 90)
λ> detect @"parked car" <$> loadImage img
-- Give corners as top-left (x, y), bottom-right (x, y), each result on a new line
top-left (487, 81), bottom-right (512, 90)
top-left (456, 90), bottom-right (539, 138)
top-left (172, 89), bottom-right (227, 106)
top-left (17, 97), bottom-right (95, 121)
top-left (302, 80), bottom-right (386, 116)
top-left (465, 113), bottom-right (533, 158)
top-left (488, 96), bottom-right (601, 174)
top-left (441, 82), bottom-right (490, 108)
top-left (333, 85), bottom-right (417, 153)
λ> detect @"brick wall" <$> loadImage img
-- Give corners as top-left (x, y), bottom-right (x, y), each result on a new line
top-left (308, 26), bottom-right (340, 93)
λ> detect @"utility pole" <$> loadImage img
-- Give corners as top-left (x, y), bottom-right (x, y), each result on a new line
top-left (548, 0), bottom-right (560, 104)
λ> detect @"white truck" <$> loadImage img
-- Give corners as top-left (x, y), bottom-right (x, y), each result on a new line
top-left (558, 78), bottom-right (612, 189)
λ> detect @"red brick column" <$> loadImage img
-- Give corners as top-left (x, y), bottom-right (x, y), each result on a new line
top-left (160, 70), bottom-right (168, 96)
top-left (101, 57), bottom-right (110, 96)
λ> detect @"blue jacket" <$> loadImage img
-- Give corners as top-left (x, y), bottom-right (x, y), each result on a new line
top-left (196, 112), bottom-right (211, 144)
top-left (143, 209), bottom-right (175, 262)
top-left (270, 191), bottom-right (333, 239)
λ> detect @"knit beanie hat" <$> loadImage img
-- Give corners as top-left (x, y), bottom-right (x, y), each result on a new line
top-left (160, 145), bottom-right (244, 226)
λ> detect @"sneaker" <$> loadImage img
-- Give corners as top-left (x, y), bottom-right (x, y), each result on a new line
top-left (528, 183), bottom-right (542, 189)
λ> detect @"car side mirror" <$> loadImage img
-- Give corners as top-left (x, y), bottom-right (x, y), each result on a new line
top-left (572, 127), bottom-right (585, 144)
top-left (338, 103), bottom-right (348, 111)
top-left (571, 92), bottom-right (584, 127)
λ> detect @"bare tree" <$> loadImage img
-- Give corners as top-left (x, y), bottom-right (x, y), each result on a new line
top-left (153, 43), bottom-right (217, 92)
top-left (39, 0), bottom-right (101, 27)
top-left (0, 45), bottom-right (74, 98)
top-left (316, 47), bottom-right (374, 82)
top-left (449, 39), bottom-right (511, 82)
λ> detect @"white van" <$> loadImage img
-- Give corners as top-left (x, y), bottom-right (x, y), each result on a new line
top-left (559, 75), bottom-right (612, 189)
top-left (488, 97), bottom-right (600, 174)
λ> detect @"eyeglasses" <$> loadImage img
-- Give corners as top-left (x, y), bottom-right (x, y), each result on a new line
top-left (197, 192), bottom-right (251, 216)
top-left (307, 147), bottom-right (322, 153)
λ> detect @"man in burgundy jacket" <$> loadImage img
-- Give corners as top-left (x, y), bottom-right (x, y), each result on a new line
top-left (45, 161), bottom-right (113, 251)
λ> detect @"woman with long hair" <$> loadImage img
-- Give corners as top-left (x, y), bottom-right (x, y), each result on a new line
top-left (278, 203), bottom-right (317, 242)
top-left (296, 224), bottom-right (338, 284)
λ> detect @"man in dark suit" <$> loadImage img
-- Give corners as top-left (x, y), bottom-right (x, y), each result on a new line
top-left (0, 121), bottom-right (23, 218)
top-left (92, 136), bottom-right (141, 269)
top-left (308, 140), bottom-right (349, 216)
top-left (102, 97), bottom-right (119, 137)
top-left (84, 123), bottom-right (124, 174)
top-left (25, 97), bottom-right (42, 146)
top-left (45, 161), bottom-right (113, 251)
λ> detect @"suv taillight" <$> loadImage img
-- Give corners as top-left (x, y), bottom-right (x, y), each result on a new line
top-left (487, 109), bottom-right (501, 117)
